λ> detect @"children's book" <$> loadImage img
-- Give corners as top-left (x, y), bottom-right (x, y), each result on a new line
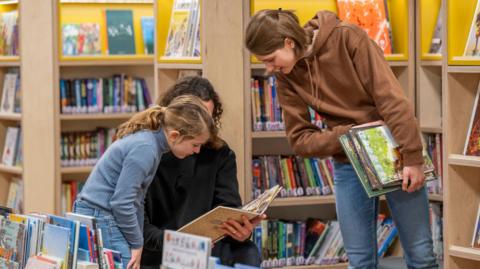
top-left (105, 10), bottom-right (135, 55)
top-left (2, 127), bottom-right (20, 166)
top-left (428, 4), bottom-right (443, 54)
top-left (178, 185), bottom-right (282, 243)
top-left (336, 0), bottom-right (393, 54)
top-left (0, 73), bottom-right (19, 114)
top-left (464, 0), bottom-right (480, 57)
top-left (464, 82), bottom-right (480, 156)
top-left (339, 121), bottom-right (436, 197)
top-left (140, 17), bottom-right (154, 54)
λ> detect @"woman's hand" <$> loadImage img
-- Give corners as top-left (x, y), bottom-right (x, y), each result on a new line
top-left (127, 247), bottom-right (143, 269)
top-left (402, 164), bottom-right (426, 193)
top-left (218, 214), bottom-right (267, 242)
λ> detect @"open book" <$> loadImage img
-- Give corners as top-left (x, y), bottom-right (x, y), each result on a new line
top-left (178, 185), bottom-right (282, 243)
top-left (339, 121), bottom-right (436, 197)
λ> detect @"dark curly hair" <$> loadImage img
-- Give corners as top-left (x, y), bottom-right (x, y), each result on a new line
top-left (158, 76), bottom-right (224, 148)
top-left (159, 76), bottom-right (223, 129)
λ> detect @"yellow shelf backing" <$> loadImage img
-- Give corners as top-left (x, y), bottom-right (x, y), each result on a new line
top-left (0, 2), bottom-right (17, 13)
top-left (420, 0), bottom-right (442, 60)
top-left (448, 0), bottom-right (480, 65)
top-left (249, 0), bottom-right (409, 62)
top-left (58, 1), bottom-right (154, 61)
top-left (156, 0), bottom-right (202, 64)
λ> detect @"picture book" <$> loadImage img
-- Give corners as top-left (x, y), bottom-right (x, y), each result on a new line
top-left (336, 0), bottom-right (393, 54)
top-left (41, 224), bottom-right (70, 269)
top-left (464, 0), bottom-right (480, 57)
top-left (62, 24), bottom-right (79, 56)
top-left (0, 73), bottom-right (19, 114)
top-left (464, 82), bottom-right (480, 156)
top-left (141, 16), bottom-right (154, 54)
top-left (178, 185), bottom-right (282, 243)
top-left (105, 10), bottom-right (135, 55)
top-left (339, 121), bottom-right (436, 197)
top-left (2, 127), bottom-right (20, 166)
top-left (472, 202), bottom-right (480, 248)
top-left (162, 230), bottom-right (211, 269)
top-left (164, 7), bottom-right (190, 58)
top-left (428, 4), bottom-right (443, 54)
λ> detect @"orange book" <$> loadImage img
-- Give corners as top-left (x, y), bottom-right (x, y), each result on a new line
top-left (337, 0), bottom-right (393, 54)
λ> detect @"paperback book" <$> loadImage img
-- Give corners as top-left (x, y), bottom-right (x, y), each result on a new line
top-left (464, 83), bottom-right (480, 156)
top-left (339, 122), bottom-right (436, 197)
top-left (464, 0), bottom-right (480, 57)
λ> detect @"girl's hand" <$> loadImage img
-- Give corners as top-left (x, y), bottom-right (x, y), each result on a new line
top-left (127, 247), bottom-right (143, 269)
top-left (402, 165), bottom-right (425, 193)
top-left (218, 214), bottom-right (267, 242)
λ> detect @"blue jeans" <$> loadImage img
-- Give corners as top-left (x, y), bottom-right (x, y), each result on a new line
top-left (333, 162), bottom-right (438, 269)
top-left (73, 199), bottom-right (131, 268)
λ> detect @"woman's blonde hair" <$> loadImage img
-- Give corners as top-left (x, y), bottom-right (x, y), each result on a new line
top-left (116, 95), bottom-right (217, 144)
top-left (245, 9), bottom-right (308, 57)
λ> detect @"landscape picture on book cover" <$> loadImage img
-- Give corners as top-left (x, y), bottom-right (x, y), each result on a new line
top-left (464, 0), bottom-right (480, 57)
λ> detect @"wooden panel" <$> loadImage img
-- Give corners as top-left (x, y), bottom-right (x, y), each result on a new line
top-left (203, 0), bottom-right (246, 202)
top-left (417, 66), bottom-right (442, 129)
top-left (21, 0), bottom-right (57, 213)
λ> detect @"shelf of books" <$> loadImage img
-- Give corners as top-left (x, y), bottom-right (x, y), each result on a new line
top-left (54, 0), bottom-right (156, 214)
top-left (0, 0), bottom-right (21, 215)
top-left (415, 2), bottom-right (444, 225)
top-left (57, 0), bottom-right (154, 64)
top-left (444, 56), bottom-right (480, 269)
top-left (155, 0), bottom-right (203, 103)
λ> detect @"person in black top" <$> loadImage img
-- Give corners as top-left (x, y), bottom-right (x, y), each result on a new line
top-left (141, 76), bottom-right (263, 268)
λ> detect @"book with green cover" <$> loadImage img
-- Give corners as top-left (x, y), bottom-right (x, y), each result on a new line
top-left (105, 10), bottom-right (135, 55)
top-left (339, 122), bottom-right (435, 197)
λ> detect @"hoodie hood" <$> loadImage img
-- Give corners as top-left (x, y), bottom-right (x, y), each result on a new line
top-left (303, 11), bottom-right (340, 58)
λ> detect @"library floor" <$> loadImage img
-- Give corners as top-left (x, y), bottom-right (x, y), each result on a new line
top-left (378, 257), bottom-right (443, 269)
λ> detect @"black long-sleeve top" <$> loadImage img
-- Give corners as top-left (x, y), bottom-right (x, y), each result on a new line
top-left (141, 144), bottom-right (242, 266)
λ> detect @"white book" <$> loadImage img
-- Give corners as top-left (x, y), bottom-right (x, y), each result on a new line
top-left (162, 230), bottom-right (211, 269)
top-left (0, 73), bottom-right (19, 113)
top-left (2, 127), bottom-right (20, 166)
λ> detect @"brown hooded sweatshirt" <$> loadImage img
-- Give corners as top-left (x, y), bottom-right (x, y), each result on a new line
top-left (275, 11), bottom-right (423, 166)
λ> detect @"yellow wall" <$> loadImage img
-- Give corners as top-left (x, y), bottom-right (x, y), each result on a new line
top-left (448, 0), bottom-right (479, 65)
top-left (420, 0), bottom-right (442, 60)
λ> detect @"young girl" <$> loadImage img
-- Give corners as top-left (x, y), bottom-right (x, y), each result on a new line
top-left (142, 76), bottom-right (263, 268)
top-left (245, 10), bottom-right (437, 269)
top-left (73, 95), bottom-right (216, 269)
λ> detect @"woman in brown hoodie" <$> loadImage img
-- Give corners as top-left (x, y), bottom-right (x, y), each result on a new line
top-left (246, 9), bottom-right (438, 269)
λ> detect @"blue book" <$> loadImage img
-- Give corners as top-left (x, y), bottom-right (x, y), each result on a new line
top-left (141, 17), bottom-right (154, 54)
top-left (48, 215), bottom-right (80, 269)
top-left (42, 223), bottom-right (70, 268)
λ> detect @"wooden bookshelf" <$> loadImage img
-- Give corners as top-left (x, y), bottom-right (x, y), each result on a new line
top-left (0, 164), bottom-right (22, 175)
top-left (52, 0), bottom-right (156, 213)
top-left (0, 0), bottom-right (22, 212)
top-left (60, 113), bottom-right (135, 121)
top-left (445, 2), bottom-right (480, 268)
top-left (60, 166), bottom-right (93, 174)
top-left (0, 113), bottom-right (21, 121)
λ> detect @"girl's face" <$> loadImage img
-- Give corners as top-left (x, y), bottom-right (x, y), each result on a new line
top-left (166, 129), bottom-right (210, 159)
top-left (255, 38), bottom-right (297, 74)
